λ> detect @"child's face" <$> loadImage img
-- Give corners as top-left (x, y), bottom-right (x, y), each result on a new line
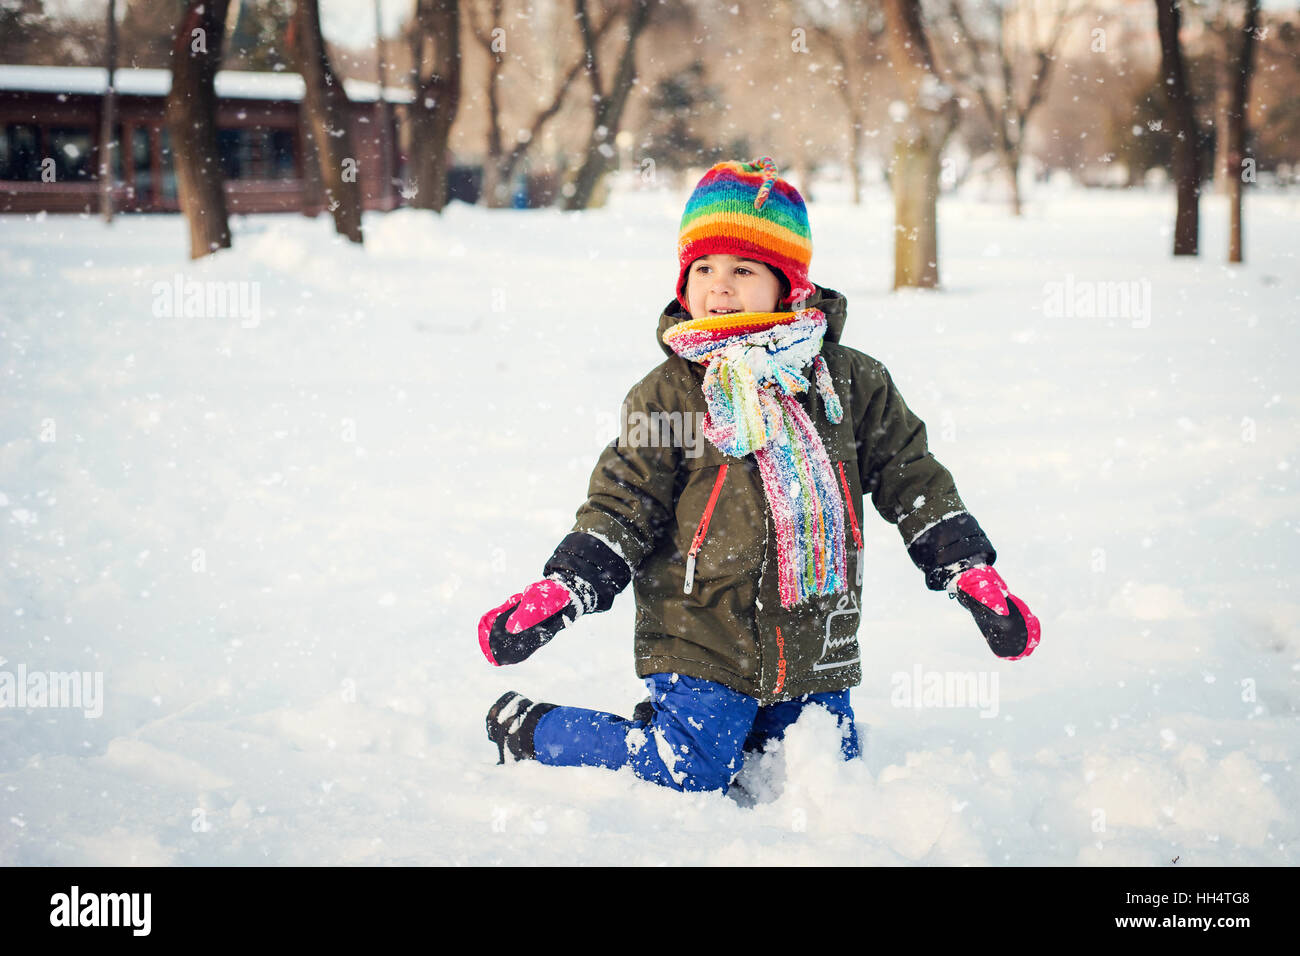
top-left (685, 254), bottom-right (783, 319)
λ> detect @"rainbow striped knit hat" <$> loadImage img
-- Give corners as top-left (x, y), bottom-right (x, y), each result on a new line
top-left (675, 157), bottom-right (814, 311)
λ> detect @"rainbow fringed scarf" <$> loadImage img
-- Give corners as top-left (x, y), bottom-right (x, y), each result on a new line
top-left (662, 308), bottom-right (847, 609)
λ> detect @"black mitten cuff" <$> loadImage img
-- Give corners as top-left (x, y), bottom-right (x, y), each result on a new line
top-left (907, 512), bottom-right (997, 591)
top-left (542, 532), bottom-right (633, 614)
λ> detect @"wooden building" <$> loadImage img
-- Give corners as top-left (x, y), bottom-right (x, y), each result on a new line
top-left (0, 64), bottom-right (411, 215)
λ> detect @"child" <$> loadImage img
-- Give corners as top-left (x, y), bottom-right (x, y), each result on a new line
top-left (477, 157), bottom-right (1040, 793)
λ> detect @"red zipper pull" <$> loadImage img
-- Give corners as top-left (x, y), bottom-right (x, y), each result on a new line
top-left (684, 465), bottom-right (728, 595)
top-left (837, 461), bottom-right (864, 586)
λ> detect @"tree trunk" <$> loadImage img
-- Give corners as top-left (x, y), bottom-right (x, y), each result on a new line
top-left (100, 0), bottom-right (117, 223)
top-left (1003, 146), bottom-right (1022, 218)
top-left (371, 100), bottom-right (395, 211)
top-left (480, 160), bottom-right (512, 208)
top-left (1154, 0), bottom-right (1200, 256)
top-left (165, 0), bottom-right (232, 259)
top-left (290, 0), bottom-right (363, 243)
top-left (408, 0), bottom-right (461, 212)
top-left (795, 154), bottom-right (814, 203)
top-left (1227, 0), bottom-right (1260, 264)
top-left (884, 0), bottom-right (955, 289)
top-left (374, 0), bottom-right (394, 211)
top-left (891, 133), bottom-right (943, 288)
top-left (849, 119), bottom-right (863, 205)
top-left (480, 16), bottom-right (509, 207)
top-left (469, 0), bottom-right (511, 207)
top-left (1212, 82), bottom-right (1232, 194)
top-left (298, 100), bottom-right (324, 216)
top-left (562, 0), bottom-right (652, 211)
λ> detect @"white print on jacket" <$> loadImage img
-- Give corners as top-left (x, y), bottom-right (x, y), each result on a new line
top-left (812, 591), bottom-right (860, 672)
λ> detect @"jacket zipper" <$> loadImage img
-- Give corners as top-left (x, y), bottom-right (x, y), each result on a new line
top-left (836, 461), bottom-right (864, 586)
top-left (774, 625), bottom-right (787, 695)
top-left (683, 464), bottom-right (728, 595)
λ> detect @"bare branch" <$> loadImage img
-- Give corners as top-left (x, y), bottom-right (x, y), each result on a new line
top-left (574, 0), bottom-right (604, 99)
top-left (945, 0), bottom-right (1002, 138)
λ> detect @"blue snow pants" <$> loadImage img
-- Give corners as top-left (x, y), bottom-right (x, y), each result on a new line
top-left (531, 673), bottom-right (860, 793)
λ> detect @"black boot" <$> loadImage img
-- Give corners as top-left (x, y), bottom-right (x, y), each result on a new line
top-left (486, 691), bottom-right (558, 765)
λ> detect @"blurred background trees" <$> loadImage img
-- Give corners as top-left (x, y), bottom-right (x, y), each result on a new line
top-left (165, 0), bottom-right (233, 258)
top-left (9, 0), bottom-right (1297, 203)
top-left (3, 0), bottom-right (1297, 268)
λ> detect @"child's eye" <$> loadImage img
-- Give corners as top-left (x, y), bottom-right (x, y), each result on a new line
top-left (736, 267), bottom-right (752, 275)
top-left (694, 264), bottom-right (711, 274)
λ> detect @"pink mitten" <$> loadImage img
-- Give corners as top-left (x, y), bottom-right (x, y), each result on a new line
top-left (478, 578), bottom-right (576, 666)
top-left (950, 566), bottom-right (1041, 660)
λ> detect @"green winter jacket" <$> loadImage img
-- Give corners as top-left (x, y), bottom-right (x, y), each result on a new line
top-left (544, 285), bottom-right (995, 704)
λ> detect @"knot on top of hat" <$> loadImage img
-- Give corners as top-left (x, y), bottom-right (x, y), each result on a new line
top-left (750, 156), bottom-right (780, 210)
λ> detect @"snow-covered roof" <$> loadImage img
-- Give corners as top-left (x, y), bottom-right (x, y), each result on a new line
top-left (0, 64), bottom-right (413, 104)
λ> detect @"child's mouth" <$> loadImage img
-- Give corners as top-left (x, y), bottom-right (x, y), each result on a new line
top-left (709, 308), bottom-right (742, 315)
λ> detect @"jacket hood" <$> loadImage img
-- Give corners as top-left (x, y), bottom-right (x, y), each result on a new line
top-left (656, 284), bottom-right (847, 360)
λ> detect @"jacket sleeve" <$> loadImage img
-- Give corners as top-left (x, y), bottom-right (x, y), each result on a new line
top-left (853, 355), bottom-right (996, 590)
top-left (542, 372), bottom-right (683, 612)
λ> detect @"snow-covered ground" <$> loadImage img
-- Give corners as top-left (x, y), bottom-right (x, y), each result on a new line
top-left (1, 181), bottom-right (1296, 865)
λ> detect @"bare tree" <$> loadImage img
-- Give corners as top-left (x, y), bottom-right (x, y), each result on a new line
top-left (165, 0), bottom-right (232, 259)
top-left (0, 1), bottom-right (59, 64)
top-left (467, 0), bottom-right (616, 208)
top-left (407, 0), bottom-right (461, 212)
top-left (1200, 0), bottom-right (1261, 200)
top-left (883, 0), bottom-right (957, 289)
top-left (787, 0), bottom-right (885, 205)
top-left (1225, 0), bottom-right (1260, 263)
top-left (466, 0), bottom-right (508, 206)
top-left (562, 0), bottom-right (654, 211)
top-left (1202, 4), bottom-right (1237, 195)
top-left (934, 0), bottom-right (1084, 216)
top-left (118, 0), bottom-right (181, 69)
top-left (288, 0), bottom-right (364, 242)
top-left (373, 0), bottom-right (395, 211)
top-left (100, 0), bottom-right (118, 223)
top-left (1246, 9), bottom-right (1300, 180)
top-left (297, 98), bottom-right (325, 216)
top-left (1154, 0), bottom-right (1201, 256)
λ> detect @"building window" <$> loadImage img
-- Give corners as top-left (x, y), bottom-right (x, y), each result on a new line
top-left (131, 126), bottom-right (153, 206)
top-left (48, 126), bottom-right (95, 181)
top-left (1, 123), bottom-right (41, 181)
top-left (110, 123), bottom-right (125, 182)
top-left (217, 126), bottom-right (297, 180)
top-left (159, 128), bottom-right (177, 202)
top-left (218, 127), bottom-right (251, 179)
top-left (268, 129), bottom-right (295, 179)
